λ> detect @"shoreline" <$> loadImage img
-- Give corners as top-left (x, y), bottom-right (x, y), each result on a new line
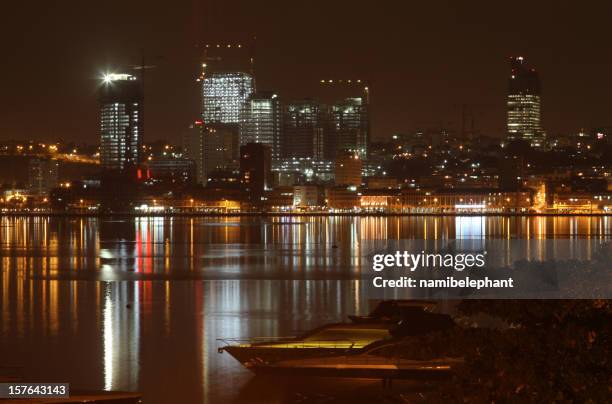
top-left (0, 212), bottom-right (611, 218)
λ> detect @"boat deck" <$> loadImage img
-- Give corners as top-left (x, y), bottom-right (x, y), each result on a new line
top-left (219, 322), bottom-right (394, 350)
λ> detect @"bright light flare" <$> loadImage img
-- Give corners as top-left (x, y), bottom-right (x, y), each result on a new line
top-left (102, 73), bottom-right (135, 84)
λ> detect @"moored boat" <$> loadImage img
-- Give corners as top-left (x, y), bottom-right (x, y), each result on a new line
top-left (218, 322), bottom-right (394, 367)
top-left (218, 300), bottom-right (456, 369)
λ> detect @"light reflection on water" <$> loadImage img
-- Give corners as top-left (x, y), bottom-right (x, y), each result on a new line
top-left (0, 215), bottom-right (610, 403)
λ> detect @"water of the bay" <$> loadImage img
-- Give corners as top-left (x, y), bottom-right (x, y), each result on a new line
top-left (1, 215), bottom-right (610, 402)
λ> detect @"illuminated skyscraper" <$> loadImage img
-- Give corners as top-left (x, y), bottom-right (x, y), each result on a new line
top-left (240, 92), bottom-right (282, 161)
top-left (202, 72), bottom-right (254, 124)
top-left (507, 56), bottom-right (544, 146)
top-left (326, 97), bottom-right (369, 159)
top-left (283, 99), bottom-right (325, 160)
top-left (99, 73), bottom-right (143, 170)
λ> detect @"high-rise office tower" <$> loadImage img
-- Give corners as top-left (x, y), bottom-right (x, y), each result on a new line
top-left (240, 92), bottom-right (282, 161)
top-left (240, 143), bottom-right (272, 205)
top-left (203, 123), bottom-right (239, 180)
top-left (507, 56), bottom-right (544, 146)
top-left (99, 73), bottom-right (143, 170)
top-left (283, 99), bottom-right (325, 160)
top-left (182, 121), bottom-right (205, 184)
top-left (182, 120), bottom-right (239, 185)
top-left (326, 97), bottom-right (369, 159)
top-left (202, 72), bottom-right (254, 124)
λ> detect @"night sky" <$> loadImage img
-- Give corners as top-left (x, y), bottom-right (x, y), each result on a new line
top-left (1, 0), bottom-right (611, 144)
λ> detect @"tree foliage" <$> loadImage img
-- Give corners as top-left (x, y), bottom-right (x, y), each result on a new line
top-left (382, 300), bottom-right (611, 402)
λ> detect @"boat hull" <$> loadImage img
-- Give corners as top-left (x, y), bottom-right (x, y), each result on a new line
top-left (251, 364), bottom-right (456, 380)
top-left (222, 346), bottom-right (357, 368)
top-left (249, 357), bottom-right (463, 379)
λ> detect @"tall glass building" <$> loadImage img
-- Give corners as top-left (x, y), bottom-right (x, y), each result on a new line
top-left (240, 92), bottom-right (282, 161)
top-left (202, 72), bottom-right (254, 124)
top-left (327, 97), bottom-right (369, 159)
top-left (507, 56), bottom-right (544, 146)
top-left (99, 73), bottom-right (143, 170)
top-left (283, 99), bottom-right (325, 160)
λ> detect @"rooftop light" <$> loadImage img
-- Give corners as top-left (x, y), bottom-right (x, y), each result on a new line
top-left (102, 73), bottom-right (135, 83)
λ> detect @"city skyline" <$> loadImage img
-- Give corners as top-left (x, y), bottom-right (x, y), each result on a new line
top-left (1, 3), bottom-right (610, 403)
top-left (1, 1), bottom-right (612, 143)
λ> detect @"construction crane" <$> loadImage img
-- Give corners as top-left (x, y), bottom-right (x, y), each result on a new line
top-left (126, 52), bottom-right (162, 158)
top-left (127, 52), bottom-right (162, 98)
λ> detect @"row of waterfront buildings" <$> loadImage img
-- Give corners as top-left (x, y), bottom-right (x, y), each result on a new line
top-left (3, 54), bottom-right (608, 214)
top-left (1, 146), bottom-right (611, 214)
top-left (2, 141), bottom-right (611, 214)
top-left (98, 54), bottom-right (543, 185)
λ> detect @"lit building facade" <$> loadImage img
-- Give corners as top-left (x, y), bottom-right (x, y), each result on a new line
top-left (327, 97), bottom-right (369, 159)
top-left (283, 99), bottom-right (325, 160)
top-left (293, 185), bottom-right (321, 209)
top-left (400, 189), bottom-right (534, 214)
top-left (99, 73), bottom-right (143, 170)
top-left (274, 157), bottom-right (334, 185)
top-left (326, 186), bottom-right (360, 210)
top-left (240, 92), bottom-right (282, 161)
top-left (507, 56), bottom-right (544, 146)
top-left (202, 72), bottom-right (254, 124)
top-left (182, 121), bottom-right (239, 185)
